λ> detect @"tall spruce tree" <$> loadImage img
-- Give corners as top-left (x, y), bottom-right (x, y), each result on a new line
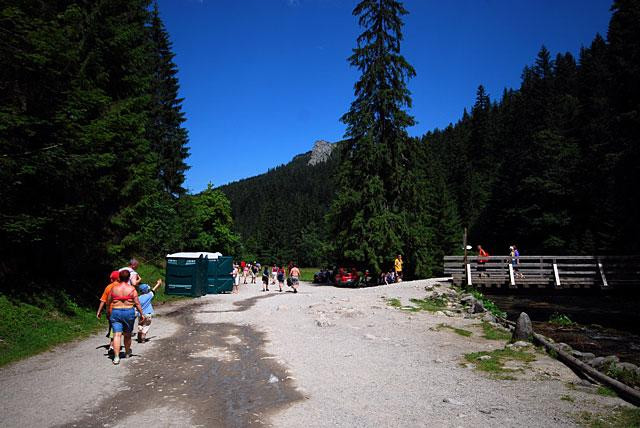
top-left (329, 0), bottom-right (417, 273)
top-left (148, 2), bottom-right (190, 196)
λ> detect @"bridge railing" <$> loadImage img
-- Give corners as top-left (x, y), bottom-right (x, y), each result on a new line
top-left (443, 255), bottom-right (640, 289)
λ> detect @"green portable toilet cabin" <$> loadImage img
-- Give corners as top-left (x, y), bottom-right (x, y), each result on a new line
top-left (205, 255), bottom-right (234, 294)
top-left (165, 252), bottom-right (219, 296)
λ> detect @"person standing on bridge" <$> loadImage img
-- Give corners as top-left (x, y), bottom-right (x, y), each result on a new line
top-left (477, 245), bottom-right (489, 277)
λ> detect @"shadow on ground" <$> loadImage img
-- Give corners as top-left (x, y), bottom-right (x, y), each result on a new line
top-left (60, 296), bottom-right (302, 427)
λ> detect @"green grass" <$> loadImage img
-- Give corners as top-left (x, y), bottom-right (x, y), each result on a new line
top-left (597, 386), bottom-right (618, 397)
top-left (0, 293), bottom-right (105, 367)
top-left (298, 267), bottom-right (319, 282)
top-left (604, 362), bottom-right (640, 388)
top-left (577, 407), bottom-right (640, 427)
top-left (464, 347), bottom-right (536, 377)
top-left (436, 323), bottom-right (473, 337)
top-left (468, 289), bottom-right (507, 318)
top-left (549, 312), bottom-right (575, 326)
top-left (387, 298), bottom-right (403, 308)
top-left (480, 321), bottom-right (512, 341)
top-left (561, 395), bottom-right (575, 402)
top-left (407, 296), bottom-right (448, 312)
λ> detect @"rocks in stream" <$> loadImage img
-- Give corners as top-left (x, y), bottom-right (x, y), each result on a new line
top-left (512, 312), bottom-right (533, 342)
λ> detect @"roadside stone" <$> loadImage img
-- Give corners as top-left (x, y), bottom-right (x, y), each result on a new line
top-left (617, 362), bottom-right (638, 372)
top-left (557, 343), bottom-right (573, 353)
top-left (443, 398), bottom-right (464, 406)
top-left (588, 357), bottom-right (606, 368)
top-left (512, 312), bottom-right (533, 342)
top-left (571, 350), bottom-right (596, 361)
top-left (364, 334), bottom-right (376, 340)
top-left (512, 341), bottom-right (531, 348)
top-left (315, 318), bottom-right (334, 328)
top-left (482, 312), bottom-right (497, 323)
top-left (424, 284), bottom-right (434, 291)
top-left (471, 300), bottom-right (486, 314)
top-left (477, 355), bottom-right (492, 361)
top-left (443, 310), bottom-right (458, 317)
top-left (460, 295), bottom-right (477, 306)
top-left (604, 355), bottom-right (620, 364)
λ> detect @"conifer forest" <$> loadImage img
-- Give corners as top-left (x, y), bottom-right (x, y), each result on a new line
top-left (1, 0), bottom-right (640, 300)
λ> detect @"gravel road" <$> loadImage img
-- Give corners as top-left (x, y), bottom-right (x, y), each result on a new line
top-left (0, 279), bottom-right (629, 427)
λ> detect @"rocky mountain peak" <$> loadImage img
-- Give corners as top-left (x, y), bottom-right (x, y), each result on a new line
top-left (308, 140), bottom-right (334, 166)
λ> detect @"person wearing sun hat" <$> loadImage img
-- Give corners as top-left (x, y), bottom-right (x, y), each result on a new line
top-left (96, 270), bottom-right (121, 355)
top-left (135, 279), bottom-right (162, 343)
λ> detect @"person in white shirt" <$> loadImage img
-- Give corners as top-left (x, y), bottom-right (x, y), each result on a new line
top-left (119, 258), bottom-right (141, 287)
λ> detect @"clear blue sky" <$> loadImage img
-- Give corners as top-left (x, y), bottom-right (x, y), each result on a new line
top-left (157, 0), bottom-right (612, 192)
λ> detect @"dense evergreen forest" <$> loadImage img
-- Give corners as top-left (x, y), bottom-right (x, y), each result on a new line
top-left (223, 0), bottom-right (640, 278)
top-left (219, 146), bottom-right (340, 266)
top-left (0, 1), bottom-right (238, 300)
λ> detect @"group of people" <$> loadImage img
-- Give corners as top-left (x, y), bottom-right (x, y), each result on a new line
top-left (476, 244), bottom-right (524, 278)
top-left (379, 254), bottom-right (404, 285)
top-left (231, 260), bottom-right (301, 294)
top-left (96, 259), bottom-right (161, 365)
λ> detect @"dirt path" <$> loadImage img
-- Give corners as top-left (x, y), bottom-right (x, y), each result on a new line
top-left (0, 279), bottom-right (630, 427)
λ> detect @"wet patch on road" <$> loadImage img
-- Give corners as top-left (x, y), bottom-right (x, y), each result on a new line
top-left (61, 297), bottom-right (302, 427)
top-left (198, 293), bottom-right (276, 314)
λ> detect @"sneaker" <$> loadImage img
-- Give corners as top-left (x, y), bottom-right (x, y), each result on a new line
top-left (125, 349), bottom-right (133, 358)
top-left (108, 347), bottom-right (114, 357)
top-left (293, 289), bottom-right (298, 293)
top-left (113, 356), bottom-right (120, 365)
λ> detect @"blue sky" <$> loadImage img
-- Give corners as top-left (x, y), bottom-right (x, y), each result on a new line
top-left (157, 0), bottom-right (612, 192)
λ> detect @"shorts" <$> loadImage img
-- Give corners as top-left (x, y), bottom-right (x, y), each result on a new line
top-left (234, 275), bottom-right (240, 286)
top-left (291, 277), bottom-right (299, 285)
top-left (262, 276), bottom-right (269, 284)
top-left (277, 274), bottom-right (284, 283)
top-left (138, 314), bottom-right (153, 334)
top-left (110, 308), bottom-right (135, 334)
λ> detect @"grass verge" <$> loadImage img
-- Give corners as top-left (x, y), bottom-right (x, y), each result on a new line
top-left (464, 347), bottom-right (536, 379)
top-left (480, 321), bottom-right (512, 341)
top-left (576, 407), bottom-right (640, 427)
top-left (299, 267), bottom-right (319, 282)
top-left (436, 323), bottom-right (472, 337)
top-left (0, 293), bottom-right (105, 367)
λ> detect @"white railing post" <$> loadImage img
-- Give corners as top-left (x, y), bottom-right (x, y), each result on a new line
top-left (597, 258), bottom-right (608, 288)
top-left (553, 261), bottom-right (561, 287)
top-left (466, 263), bottom-right (472, 286)
top-left (508, 263), bottom-right (515, 286)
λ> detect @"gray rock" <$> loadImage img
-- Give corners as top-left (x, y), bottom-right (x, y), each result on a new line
top-left (364, 334), bottom-right (376, 340)
top-left (617, 362), bottom-right (638, 372)
top-left (443, 398), bottom-right (464, 406)
top-left (307, 140), bottom-right (334, 166)
top-left (512, 341), bottom-right (531, 348)
top-left (571, 350), bottom-right (596, 361)
top-left (460, 294), bottom-right (477, 306)
top-left (424, 284), bottom-right (434, 291)
top-left (588, 357), bottom-right (606, 368)
top-left (477, 355), bottom-right (492, 361)
top-left (604, 355), bottom-right (620, 364)
top-left (482, 312), bottom-right (497, 323)
top-left (443, 310), bottom-right (458, 317)
top-left (511, 312), bottom-right (533, 342)
top-left (315, 318), bottom-right (334, 328)
top-left (472, 300), bottom-right (486, 314)
top-left (557, 343), bottom-right (573, 353)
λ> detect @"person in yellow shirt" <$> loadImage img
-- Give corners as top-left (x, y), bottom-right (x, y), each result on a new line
top-left (394, 254), bottom-right (403, 282)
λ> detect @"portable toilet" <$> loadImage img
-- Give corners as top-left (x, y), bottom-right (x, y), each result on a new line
top-left (165, 252), bottom-right (219, 296)
top-left (205, 255), bottom-right (234, 294)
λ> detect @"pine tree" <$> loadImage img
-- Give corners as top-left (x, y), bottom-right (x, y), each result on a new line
top-left (329, 0), bottom-right (416, 272)
top-left (147, 2), bottom-right (190, 196)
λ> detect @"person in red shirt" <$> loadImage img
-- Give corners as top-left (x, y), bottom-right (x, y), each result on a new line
top-left (477, 245), bottom-right (490, 277)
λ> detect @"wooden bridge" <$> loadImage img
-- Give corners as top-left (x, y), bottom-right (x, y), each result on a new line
top-left (443, 255), bottom-right (640, 290)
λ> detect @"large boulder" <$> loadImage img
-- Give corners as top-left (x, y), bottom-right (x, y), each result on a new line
top-left (512, 312), bottom-right (533, 342)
